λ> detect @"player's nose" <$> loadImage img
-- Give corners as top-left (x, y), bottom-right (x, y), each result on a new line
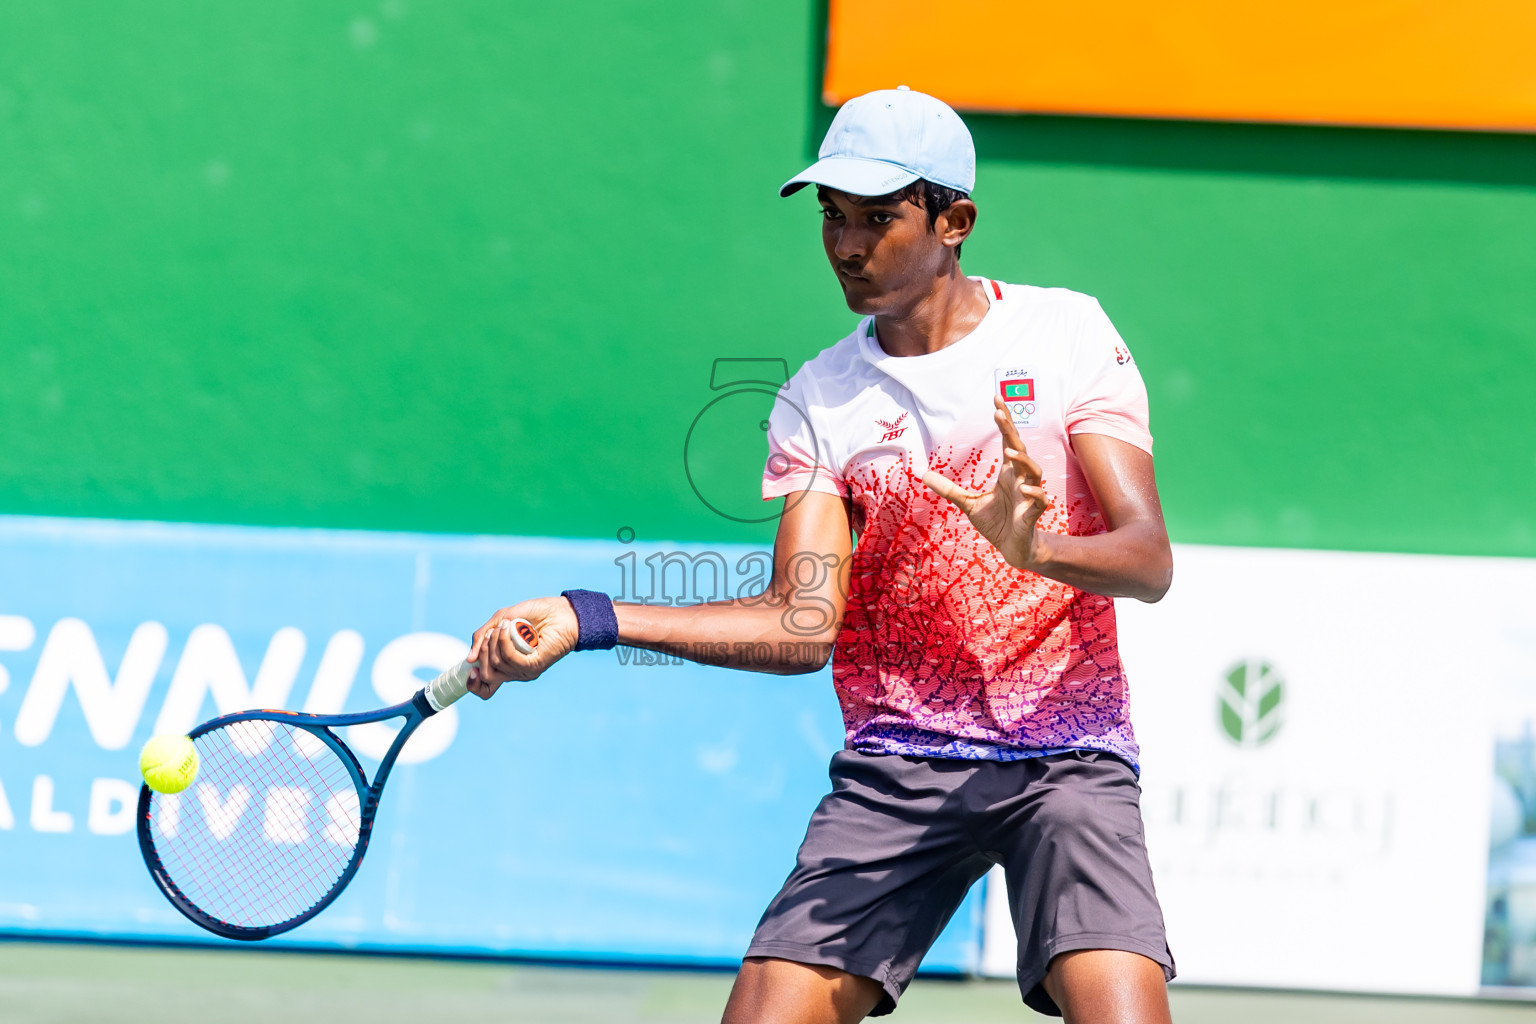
top-left (832, 228), bottom-right (866, 263)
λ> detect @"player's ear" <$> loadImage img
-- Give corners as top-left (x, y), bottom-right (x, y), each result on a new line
top-left (936, 199), bottom-right (977, 251)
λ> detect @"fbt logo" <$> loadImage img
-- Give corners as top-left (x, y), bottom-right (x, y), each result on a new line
top-left (874, 411), bottom-right (909, 443)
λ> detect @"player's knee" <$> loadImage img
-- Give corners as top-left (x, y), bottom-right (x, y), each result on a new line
top-left (722, 957), bottom-right (882, 1024)
top-left (1044, 949), bottom-right (1171, 1023)
top-left (721, 957), bottom-right (807, 1024)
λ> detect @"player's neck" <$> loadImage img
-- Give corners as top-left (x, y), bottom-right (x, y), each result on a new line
top-left (871, 269), bottom-right (989, 358)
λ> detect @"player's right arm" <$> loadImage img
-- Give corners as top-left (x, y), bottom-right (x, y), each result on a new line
top-left (465, 489), bottom-right (853, 696)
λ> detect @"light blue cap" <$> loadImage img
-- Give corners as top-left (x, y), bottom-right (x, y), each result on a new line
top-left (779, 85), bottom-right (975, 198)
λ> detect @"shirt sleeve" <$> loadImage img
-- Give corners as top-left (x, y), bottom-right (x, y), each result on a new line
top-left (1064, 298), bottom-right (1154, 455)
top-left (762, 368), bottom-right (848, 500)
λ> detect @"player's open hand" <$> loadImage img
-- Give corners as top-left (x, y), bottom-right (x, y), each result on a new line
top-left (466, 596), bottom-right (580, 698)
top-left (921, 395), bottom-right (1051, 571)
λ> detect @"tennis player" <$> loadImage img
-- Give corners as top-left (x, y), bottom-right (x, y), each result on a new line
top-left (467, 86), bottom-right (1175, 1024)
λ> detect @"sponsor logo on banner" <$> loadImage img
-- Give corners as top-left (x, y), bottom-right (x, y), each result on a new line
top-left (0, 618), bottom-right (465, 837)
top-left (988, 546), bottom-right (1536, 999)
top-left (1112, 544), bottom-right (1514, 997)
top-left (0, 515), bottom-right (981, 971)
top-left (1218, 660), bottom-right (1284, 748)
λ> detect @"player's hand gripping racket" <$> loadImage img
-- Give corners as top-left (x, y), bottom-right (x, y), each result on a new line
top-left (136, 617), bottom-right (539, 940)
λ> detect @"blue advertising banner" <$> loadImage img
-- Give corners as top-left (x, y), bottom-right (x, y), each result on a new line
top-left (0, 515), bottom-right (982, 969)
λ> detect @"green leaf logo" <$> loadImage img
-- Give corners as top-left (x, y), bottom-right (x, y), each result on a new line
top-left (1218, 660), bottom-right (1283, 748)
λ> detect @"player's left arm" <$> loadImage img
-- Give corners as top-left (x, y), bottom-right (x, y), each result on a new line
top-left (1030, 432), bottom-right (1172, 602)
top-left (924, 396), bottom-right (1172, 603)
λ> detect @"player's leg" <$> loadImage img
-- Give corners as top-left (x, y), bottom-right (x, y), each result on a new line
top-left (985, 750), bottom-right (1175, 1019)
top-left (1041, 949), bottom-right (1172, 1024)
top-left (728, 750), bottom-right (991, 1023)
top-left (720, 957), bottom-right (884, 1024)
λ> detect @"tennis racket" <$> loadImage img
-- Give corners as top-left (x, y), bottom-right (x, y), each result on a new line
top-left (136, 617), bottom-right (538, 940)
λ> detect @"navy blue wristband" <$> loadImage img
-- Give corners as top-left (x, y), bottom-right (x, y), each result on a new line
top-left (560, 589), bottom-right (619, 651)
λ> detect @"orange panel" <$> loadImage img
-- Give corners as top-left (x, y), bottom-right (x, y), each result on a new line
top-left (824, 0), bottom-right (1536, 131)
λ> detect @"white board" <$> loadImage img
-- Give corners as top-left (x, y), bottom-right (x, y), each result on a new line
top-left (981, 543), bottom-right (1536, 996)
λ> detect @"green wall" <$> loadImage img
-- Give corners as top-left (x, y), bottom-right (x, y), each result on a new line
top-left (3, 2), bottom-right (1534, 557)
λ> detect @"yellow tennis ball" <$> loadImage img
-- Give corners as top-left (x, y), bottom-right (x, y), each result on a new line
top-left (140, 734), bottom-right (199, 794)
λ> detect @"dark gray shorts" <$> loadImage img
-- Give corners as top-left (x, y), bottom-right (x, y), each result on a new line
top-left (744, 748), bottom-right (1175, 1017)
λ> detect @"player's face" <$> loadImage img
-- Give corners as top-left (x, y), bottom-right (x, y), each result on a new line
top-left (817, 187), bottom-right (951, 316)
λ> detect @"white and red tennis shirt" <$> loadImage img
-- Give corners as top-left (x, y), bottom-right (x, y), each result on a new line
top-left (762, 279), bottom-right (1153, 768)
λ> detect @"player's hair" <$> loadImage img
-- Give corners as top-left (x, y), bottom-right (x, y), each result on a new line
top-left (888, 179), bottom-right (970, 258)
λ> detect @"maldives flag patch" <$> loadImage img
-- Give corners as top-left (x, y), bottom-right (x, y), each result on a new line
top-left (994, 368), bottom-right (1040, 429)
top-left (998, 379), bottom-right (1034, 401)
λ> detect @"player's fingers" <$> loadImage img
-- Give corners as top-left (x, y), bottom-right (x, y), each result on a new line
top-left (494, 622), bottom-right (526, 679)
top-left (502, 622), bottom-right (538, 667)
top-left (498, 618), bottom-right (528, 654)
top-left (989, 399), bottom-right (1038, 463)
top-left (1003, 445), bottom-right (1044, 485)
top-left (499, 622), bottom-right (524, 663)
top-left (1017, 483), bottom-right (1050, 520)
top-left (993, 401), bottom-right (1039, 474)
top-left (921, 470), bottom-right (976, 512)
top-left (468, 676), bottom-right (502, 700)
top-left (506, 621), bottom-right (547, 681)
top-left (992, 397), bottom-right (1026, 451)
top-left (471, 606), bottom-right (523, 663)
top-left (483, 622), bottom-right (510, 676)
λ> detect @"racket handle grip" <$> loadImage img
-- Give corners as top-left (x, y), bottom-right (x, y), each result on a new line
top-left (424, 660), bottom-right (473, 712)
top-left (422, 618), bottom-right (539, 713)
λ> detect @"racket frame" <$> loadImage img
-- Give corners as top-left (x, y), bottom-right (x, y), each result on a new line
top-left (136, 689), bottom-right (437, 941)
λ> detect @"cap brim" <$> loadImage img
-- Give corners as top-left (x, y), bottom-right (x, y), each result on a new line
top-left (778, 156), bottom-right (921, 198)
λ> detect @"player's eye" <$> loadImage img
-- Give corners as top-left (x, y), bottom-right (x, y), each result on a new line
top-left (871, 212), bottom-right (894, 225)
top-left (820, 207), bottom-right (842, 221)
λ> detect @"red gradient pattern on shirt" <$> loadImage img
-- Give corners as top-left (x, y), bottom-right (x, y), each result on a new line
top-left (835, 437), bottom-right (1136, 763)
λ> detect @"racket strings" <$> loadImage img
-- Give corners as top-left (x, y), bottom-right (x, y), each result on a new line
top-left (146, 720), bottom-right (365, 929)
